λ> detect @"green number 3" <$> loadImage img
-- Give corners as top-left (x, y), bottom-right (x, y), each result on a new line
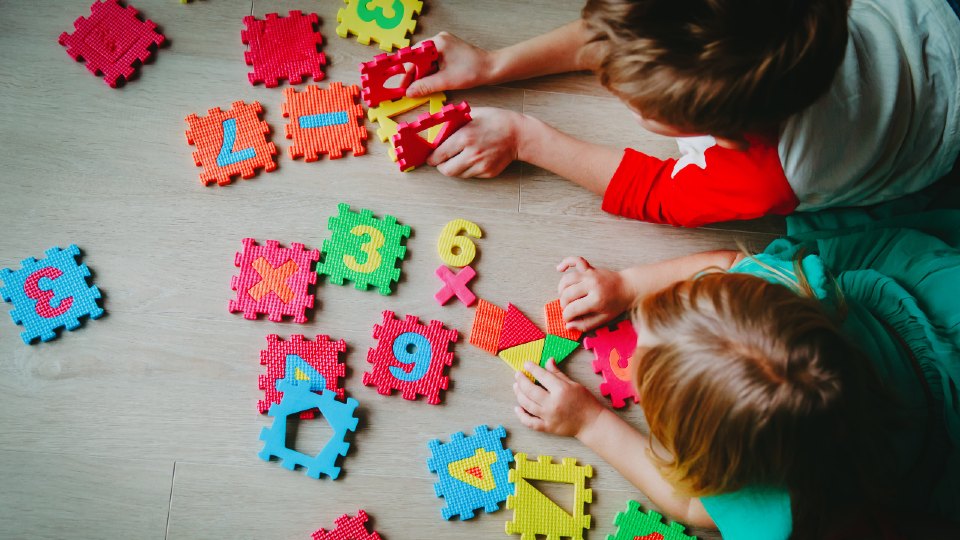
top-left (357, 0), bottom-right (405, 29)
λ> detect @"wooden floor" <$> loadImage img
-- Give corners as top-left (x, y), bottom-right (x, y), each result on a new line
top-left (0, 1), bottom-right (780, 538)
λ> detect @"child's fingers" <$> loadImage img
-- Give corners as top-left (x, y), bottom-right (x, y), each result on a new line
top-left (557, 271), bottom-right (584, 296)
top-left (567, 312), bottom-right (608, 332)
top-left (543, 358), bottom-right (574, 384)
top-left (514, 406), bottom-right (545, 431)
top-left (559, 281), bottom-right (590, 308)
top-left (427, 134), bottom-right (466, 167)
top-left (514, 371), bottom-right (549, 402)
top-left (524, 362), bottom-right (562, 393)
top-left (562, 294), bottom-right (597, 322)
top-left (513, 383), bottom-right (543, 416)
top-left (557, 256), bottom-right (591, 273)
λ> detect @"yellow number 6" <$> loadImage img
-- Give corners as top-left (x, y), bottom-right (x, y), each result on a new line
top-left (437, 219), bottom-right (482, 268)
top-left (345, 225), bottom-right (385, 274)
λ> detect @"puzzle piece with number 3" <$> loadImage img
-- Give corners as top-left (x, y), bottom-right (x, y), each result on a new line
top-left (336, 0), bottom-right (423, 52)
top-left (427, 425), bottom-right (514, 520)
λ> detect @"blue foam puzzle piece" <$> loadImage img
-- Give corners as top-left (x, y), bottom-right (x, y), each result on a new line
top-left (280, 353), bottom-right (327, 392)
top-left (426, 424), bottom-right (515, 520)
top-left (0, 244), bottom-right (104, 344)
top-left (258, 380), bottom-right (359, 480)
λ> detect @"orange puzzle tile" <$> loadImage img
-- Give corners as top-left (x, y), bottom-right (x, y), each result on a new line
top-left (282, 82), bottom-right (368, 161)
top-left (469, 299), bottom-right (506, 355)
top-left (544, 299), bottom-right (582, 341)
top-left (185, 100), bottom-right (278, 186)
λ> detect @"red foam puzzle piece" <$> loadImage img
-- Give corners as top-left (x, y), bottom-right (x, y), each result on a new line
top-left (469, 299), bottom-right (506, 355)
top-left (584, 320), bottom-right (640, 408)
top-left (359, 40), bottom-right (438, 107)
top-left (497, 303), bottom-right (545, 352)
top-left (228, 238), bottom-right (320, 323)
top-left (544, 298), bottom-right (582, 341)
top-left (58, 0), bottom-right (165, 88)
top-left (312, 510), bottom-right (382, 540)
top-left (241, 10), bottom-right (326, 88)
top-left (282, 82), bottom-right (368, 161)
top-left (185, 100), bottom-right (278, 186)
top-left (434, 264), bottom-right (477, 306)
top-left (258, 334), bottom-right (347, 418)
top-left (392, 102), bottom-right (472, 171)
top-left (362, 310), bottom-right (458, 405)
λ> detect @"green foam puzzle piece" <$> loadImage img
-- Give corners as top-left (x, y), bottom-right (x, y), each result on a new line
top-left (539, 334), bottom-right (580, 367)
top-left (607, 500), bottom-right (698, 540)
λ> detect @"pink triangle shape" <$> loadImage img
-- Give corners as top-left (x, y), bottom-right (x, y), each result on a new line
top-left (497, 304), bottom-right (546, 352)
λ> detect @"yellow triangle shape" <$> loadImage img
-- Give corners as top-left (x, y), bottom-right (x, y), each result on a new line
top-left (294, 367), bottom-right (310, 381)
top-left (498, 339), bottom-right (545, 382)
top-left (447, 448), bottom-right (498, 492)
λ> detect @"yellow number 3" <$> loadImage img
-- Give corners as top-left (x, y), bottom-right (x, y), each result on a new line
top-left (437, 219), bottom-right (482, 268)
top-left (345, 225), bottom-right (385, 273)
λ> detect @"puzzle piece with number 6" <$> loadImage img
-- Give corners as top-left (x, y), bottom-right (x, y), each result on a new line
top-left (185, 100), bottom-right (278, 186)
top-left (607, 500), bottom-right (698, 540)
top-left (258, 334), bottom-right (347, 418)
top-left (427, 425), bottom-right (514, 520)
top-left (584, 320), bottom-right (639, 408)
top-left (393, 102), bottom-right (472, 171)
top-left (506, 454), bottom-right (593, 540)
top-left (336, 0), bottom-right (423, 52)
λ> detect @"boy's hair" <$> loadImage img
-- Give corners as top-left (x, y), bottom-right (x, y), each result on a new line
top-left (582, 0), bottom-right (851, 139)
top-left (632, 271), bottom-right (893, 536)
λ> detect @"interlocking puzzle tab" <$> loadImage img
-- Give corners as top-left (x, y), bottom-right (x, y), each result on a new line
top-left (336, 0), bottom-right (423, 52)
top-left (1, 245), bottom-right (103, 345)
top-left (544, 299), bottom-right (582, 342)
top-left (607, 500), bottom-right (698, 540)
top-left (241, 10), bottom-right (326, 87)
top-left (506, 453), bottom-right (593, 540)
top-left (185, 100), bottom-right (278, 186)
top-left (282, 83), bottom-right (368, 161)
top-left (393, 102), bottom-right (472, 171)
top-left (317, 203), bottom-right (410, 295)
top-left (229, 238), bottom-right (320, 323)
top-left (258, 380), bottom-right (359, 480)
top-left (584, 320), bottom-right (639, 408)
top-left (312, 510), bottom-right (382, 540)
top-left (362, 311), bottom-right (458, 404)
top-left (427, 425), bottom-right (515, 520)
top-left (359, 40), bottom-right (438, 107)
top-left (434, 265), bottom-right (476, 307)
top-left (258, 334), bottom-right (347, 418)
top-left (367, 92), bottom-right (446, 161)
top-left (437, 218), bottom-right (482, 268)
top-left (58, 0), bottom-right (165, 88)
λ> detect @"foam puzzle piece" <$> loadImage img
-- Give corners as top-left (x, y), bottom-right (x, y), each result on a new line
top-left (584, 320), bottom-right (639, 408)
top-left (312, 510), bottom-right (382, 540)
top-left (426, 425), bottom-right (515, 520)
top-left (393, 102), bottom-right (472, 171)
top-left (228, 238), bottom-right (320, 323)
top-left (434, 265), bottom-right (476, 306)
top-left (282, 83), bottom-right (368, 161)
top-left (336, 0), bottom-right (423, 52)
top-left (241, 10), bottom-right (326, 87)
top-left (498, 339), bottom-right (544, 382)
top-left (362, 311), bottom-right (458, 404)
top-left (437, 218), bottom-right (482, 268)
top-left (544, 299), bottom-right (583, 342)
top-left (367, 92), bottom-right (446, 160)
top-left (317, 203), bottom-right (410, 295)
top-left (607, 500), bottom-right (698, 540)
top-left (540, 334), bottom-right (580, 367)
top-left (498, 304), bottom-right (546, 352)
top-left (469, 299), bottom-right (506, 354)
top-left (185, 100), bottom-right (278, 186)
top-left (258, 334), bottom-right (347, 418)
top-left (506, 454), bottom-right (593, 540)
top-left (0, 245), bottom-right (103, 345)
top-left (359, 39), bottom-right (438, 107)
top-left (58, 0), bottom-right (165, 88)
top-left (258, 380), bottom-right (359, 480)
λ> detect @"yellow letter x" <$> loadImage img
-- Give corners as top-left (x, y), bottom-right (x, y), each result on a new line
top-left (248, 257), bottom-right (299, 303)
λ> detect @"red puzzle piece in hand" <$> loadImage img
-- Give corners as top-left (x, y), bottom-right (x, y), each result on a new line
top-left (359, 40), bottom-right (438, 107)
top-left (241, 10), bottom-right (326, 88)
top-left (392, 102), bottom-right (471, 172)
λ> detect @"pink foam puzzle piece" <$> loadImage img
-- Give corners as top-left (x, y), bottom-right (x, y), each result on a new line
top-left (228, 238), bottom-right (320, 323)
top-left (583, 320), bottom-right (639, 408)
top-left (434, 264), bottom-right (476, 306)
top-left (241, 10), bottom-right (326, 87)
top-left (392, 102), bottom-right (471, 171)
top-left (497, 303), bottom-right (545, 352)
top-left (258, 334), bottom-right (347, 418)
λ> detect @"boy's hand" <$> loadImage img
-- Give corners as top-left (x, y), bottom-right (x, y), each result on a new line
top-left (428, 107), bottom-right (524, 178)
top-left (513, 360), bottom-right (604, 438)
top-left (557, 256), bottom-right (633, 332)
top-left (407, 32), bottom-right (496, 97)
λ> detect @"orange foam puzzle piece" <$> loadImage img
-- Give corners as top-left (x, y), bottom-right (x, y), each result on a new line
top-left (185, 100), bottom-right (278, 186)
top-left (469, 299), bottom-right (506, 355)
top-left (282, 82), bottom-right (368, 161)
top-left (544, 299), bottom-right (582, 341)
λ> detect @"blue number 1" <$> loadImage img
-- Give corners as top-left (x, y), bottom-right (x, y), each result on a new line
top-left (389, 332), bottom-right (432, 382)
top-left (216, 118), bottom-right (255, 167)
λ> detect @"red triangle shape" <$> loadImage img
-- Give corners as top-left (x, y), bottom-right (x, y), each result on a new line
top-left (497, 304), bottom-right (546, 352)
top-left (465, 466), bottom-right (483, 479)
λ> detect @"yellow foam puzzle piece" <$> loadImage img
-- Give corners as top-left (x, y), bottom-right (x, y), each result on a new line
top-left (498, 339), bottom-right (545, 382)
top-left (336, 0), bottom-right (424, 52)
top-left (367, 92), bottom-right (446, 160)
top-left (506, 454), bottom-right (593, 540)
top-left (447, 447), bottom-right (498, 492)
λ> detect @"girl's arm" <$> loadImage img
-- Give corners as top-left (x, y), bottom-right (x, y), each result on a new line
top-left (514, 361), bottom-right (716, 528)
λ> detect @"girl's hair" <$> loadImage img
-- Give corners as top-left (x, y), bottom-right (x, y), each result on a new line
top-left (632, 270), bottom-right (893, 537)
top-left (582, 0), bottom-right (851, 139)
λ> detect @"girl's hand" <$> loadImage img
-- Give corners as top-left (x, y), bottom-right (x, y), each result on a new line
top-left (407, 32), bottom-right (496, 97)
top-left (513, 360), bottom-right (604, 438)
top-left (557, 256), bottom-right (634, 332)
top-left (427, 107), bottom-right (524, 178)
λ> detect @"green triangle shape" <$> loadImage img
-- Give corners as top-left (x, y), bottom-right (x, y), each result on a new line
top-left (540, 334), bottom-right (580, 367)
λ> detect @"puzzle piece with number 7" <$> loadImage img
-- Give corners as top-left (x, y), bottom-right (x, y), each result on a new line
top-left (393, 102), bottom-right (472, 171)
top-left (185, 100), bottom-right (278, 186)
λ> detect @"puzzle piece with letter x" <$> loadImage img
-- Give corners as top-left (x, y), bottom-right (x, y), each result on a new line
top-left (363, 311), bottom-right (458, 404)
top-left (312, 510), bottom-right (382, 540)
top-left (58, 0), bottom-right (165, 87)
top-left (1, 245), bottom-right (104, 345)
top-left (506, 453), bottom-right (593, 540)
top-left (427, 425), bottom-right (514, 520)
top-left (394, 102), bottom-right (472, 171)
top-left (282, 82), bottom-right (367, 161)
top-left (229, 238), bottom-right (320, 323)
top-left (360, 39), bottom-right (438, 107)
top-left (336, 0), bottom-right (423, 52)
top-left (607, 500), bottom-right (698, 540)
top-left (241, 10), bottom-right (326, 87)
top-left (584, 320), bottom-right (639, 408)
top-left (258, 334), bottom-right (347, 418)
top-left (185, 100), bottom-right (278, 186)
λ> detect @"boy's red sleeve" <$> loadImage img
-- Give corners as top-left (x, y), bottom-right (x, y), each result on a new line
top-left (600, 143), bottom-right (799, 227)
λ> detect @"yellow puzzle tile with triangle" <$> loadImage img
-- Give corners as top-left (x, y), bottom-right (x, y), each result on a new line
top-left (498, 338), bottom-right (544, 381)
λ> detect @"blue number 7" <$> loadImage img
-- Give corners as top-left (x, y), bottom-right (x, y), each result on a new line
top-left (217, 118), bottom-right (256, 167)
